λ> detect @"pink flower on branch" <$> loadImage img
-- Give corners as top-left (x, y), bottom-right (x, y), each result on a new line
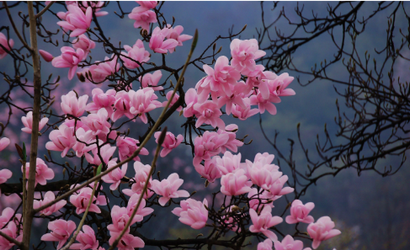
top-left (274, 235), bottom-right (304, 250)
top-left (21, 111), bottom-right (49, 134)
top-left (71, 225), bottom-right (99, 250)
top-left (41, 219), bottom-right (76, 250)
top-left (149, 27), bottom-right (179, 54)
top-left (52, 46), bottom-right (86, 80)
top-left (128, 1), bottom-right (157, 31)
top-left (72, 34), bottom-right (95, 54)
top-left (0, 137), bottom-right (10, 152)
top-left (154, 131), bottom-right (183, 157)
top-left (128, 88), bottom-right (162, 124)
top-left (61, 90), bottom-right (89, 118)
top-left (101, 160), bottom-right (128, 190)
top-left (21, 158), bottom-right (55, 187)
top-left (230, 38), bottom-right (266, 75)
top-left (0, 32), bottom-right (13, 60)
top-left (0, 221), bottom-right (22, 250)
top-left (39, 49), bottom-right (54, 62)
top-left (121, 39), bottom-right (150, 69)
top-left (172, 198), bottom-right (208, 229)
top-left (286, 199), bottom-right (315, 224)
top-left (57, 5), bottom-right (92, 37)
top-left (220, 169), bottom-right (252, 196)
top-left (151, 173), bottom-right (190, 206)
top-left (307, 216), bottom-right (341, 249)
top-left (33, 191), bottom-right (66, 216)
top-left (46, 123), bottom-right (77, 157)
top-left (249, 206), bottom-right (283, 241)
top-left (69, 185), bottom-right (107, 214)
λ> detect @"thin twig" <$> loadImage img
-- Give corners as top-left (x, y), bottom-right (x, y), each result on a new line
top-left (3, 1), bottom-right (31, 50)
top-left (35, 1), bottom-right (54, 18)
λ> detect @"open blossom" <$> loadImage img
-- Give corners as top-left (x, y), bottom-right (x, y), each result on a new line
top-left (117, 136), bottom-right (149, 162)
top-left (70, 225), bottom-right (99, 250)
top-left (122, 161), bottom-right (154, 199)
top-left (220, 169), bottom-right (252, 196)
top-left (286, 199), bottom-right (315, 224)
top-left (126, 193), bottom-right (154, 222)
top-left (183, 88), bottom-right (199, 117)
top-left (128, 87), bottom-right (162, 123)
top-left (72, 34), bottom-right (95, 54)
top-left (70, 185), bottom-right (107, 214)
top-left (274, 235), bottom-right (304, 250)
top-left (46, 123), bottom-right (76, 157)
top-left (57, 5), bottom-right (92, 37)
top-left (33, 191), bottom-right (66, 216)
top-left (139, 70), bottom-right (163, 90)
top-left (214, 151), bottom-right (244, 175)
top-left (149, 27), bottom-right (179, 54)
top-left (109, 232), bottom-right (145, 250)
top-left (52, 46), bottom-right (86, 80)
top-left (41, 219), bottom-right (76, 250)
top-left (151, 173), bottom-right (190, 206)
top-left (22, 158), bottom-right (54, 187)
top-left (61, 90), bottom-right (89, 117)
top-left (84, 143), bottom-right (116, 166)
top-left (164, 24), bottom-right (193, 52)
top-left (230, 38), bottom-right (266, 75)
top-left (21, 111), bottom-right (49, 134)
top-left (128, 1), bottom-right (157, 30)
top-left (172, 198), bottom-right (208, 229)
top-left (0, 32), bottom-right (13, 60)
top-left (0, 169), bottom-right (12, 196)
top-left (193, 157), bottom-right (222, 183)
top-left (81, 108), bottom-right (111, 138)
top-left (154, 131), bottom-right (183, 157)
top-left (101, 160), bottom-right (128, 190)
top-left (163, 91), bottom-right (182, 111)
top-left (107, 205), bottom-right (138, 233)
top-left (193, 100), bottom-right (225, 129)
top-left (0, 221), bottom-right (22, 249)
top-left (307, 216), bottom-right (341, 249)
top-left (87, 55), bottom-right (120, 83)
top-left (121, 39), bottom-right (150, 69)
top-left (0, 137), bottom-right (10, 152)
top-left (257, 238), bottom-right (273, 250)
top-left (249, 206), bottom-right (283, 241)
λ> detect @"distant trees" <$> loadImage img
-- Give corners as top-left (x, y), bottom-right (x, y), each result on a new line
top-left (255, 1), bottom-right (410, 196)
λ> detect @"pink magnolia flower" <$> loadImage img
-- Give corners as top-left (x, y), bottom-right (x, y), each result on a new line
top-left (69, 185), bottom-right (107, 214)
top-left (33, 191), bottom-right (66, 216)
top-left (172, 198), bottom-right (208, 229)
top-left (52, 46), bottom-right (86, 80)
top-left (220, 169), bottom-right (252, 196)
top-left (46, 123), bottom-right (77, 157)
top-left (0, 221), bottom-right (22, 249)
top-left (72, 127), bottom-right (96, 157)
top-left (0, 32), bottom-right (14, 60)
top-left (0, 207), bottom-right (15, 229)
top-left (81, 108), bottom-right (111, 138)
top-left (196, 56), bottom-right (241, 102)
top-left (257, 238), bottom-right (273, 250)
top-left (121, 39), bottom-right (150, 69)
top-left (307, 216), bottom-right (341, 249)
top-left (84, 143), bottom-right (116, 166)
top-left (128, 87), bottom-right (162, 123)
top-left (107, 205), bottom-right (138, 233)
top-left (193, 131), bottom-right (229, 167)
top-left (230, 38), bottom-right (266, 75)
top-left (164, 24), bottom-right (193, 52)
top-left (78, 1), bottom-right (108, 17)
top-left (151, 173), bottom-right (190, 206)
top-left (101, 160), bottom-right (128, 190)
top-left (117, 136), bottom-right (149, 162)
top-left (71, 225), bottom-right (99, 250)
top-left (183, 88), bottom-right (199, 118)
top-left (128, 2), bottom-right (157, 30)
top-left (72, 34), bottom-right (95, 54)
top-left (21, 111), bottom-right (49, 134)
top-left (21, 158), bottom-right (55, 187)
top-left (217, 124), bottom-right (244, 153)
top-left (0, 137), bottom-right (10, 152)
top-left (193, 100), bottom-right (225, 129)
top-left (266, 175), bottom-right (294, 201)
top-left (154, 131), bottom-right (183, 157)
top-left (193, 157), bottom-right (222, 183)
top-left (39, 49), bottom-right (54, 62)
top-left (268, 72), bottom-right (296, 98)
top-left (249, 206), bottom-right (283, 241)
top-left (123, 161), bottom-right (154, 199)
top-left (41, 219), bottom-right (76, 250)
top-left (87, 55), bottom-right (120, 83)
top-left (112, 90), bottom-right (133, 121)
top-left (286, 199), bottom-right (315, 224)
top-left (247, 188), bottom-right (274, 213)
top-left (163, 91), bottom-right (182, 111)
top-left (249, 89), bottom-right (278, 115)
top-left (246, 158), bottom-right (282, 190)
top-left (61, 90), bottom-right (89, 117)
top-left (215, 151), bottom-right (244, 175)
top-left (126, 193), bottom-right (154, 222)
top-left (109, 232), bottom-right (145, 250)
top-left (149, 27), bottom-right (179, 54)
top-left (274, 235), bottom-right (304, 250)
top-left (139, 70), bottom-right (163, 90)
top-left (231, 97), bottom-right (259, 120)
top-left (0, 169), bottom-right (12, 196)
top-left (57, 5), bottom-right (92, 37)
